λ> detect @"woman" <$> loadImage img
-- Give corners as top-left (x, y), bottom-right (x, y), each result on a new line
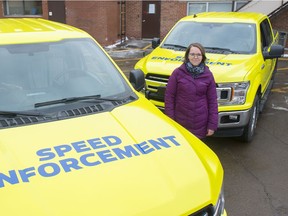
top-left (165, 43), bottom-right (218, 139)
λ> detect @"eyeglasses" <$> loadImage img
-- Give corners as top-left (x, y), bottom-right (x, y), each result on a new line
top-left (189, 53), bottom-right (202, 58)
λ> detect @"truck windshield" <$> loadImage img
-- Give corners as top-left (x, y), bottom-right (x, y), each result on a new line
top-left (0, 38), bottom-right (132, 111)
top-left (162, 21), bottom-right (256, 54)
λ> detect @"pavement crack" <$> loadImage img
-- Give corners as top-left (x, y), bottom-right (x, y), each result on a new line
top-left (223, 148), bottom-right (279, 215)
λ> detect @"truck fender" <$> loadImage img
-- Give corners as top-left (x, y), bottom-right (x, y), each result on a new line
top-left (246, 72), bottom-right (262, 106)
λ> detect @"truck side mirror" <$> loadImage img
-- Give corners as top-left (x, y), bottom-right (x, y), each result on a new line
top-left (263, 44), bottom-right (284, 59)
top-left (129, 69), bottom-right (145, 92)
top-left (152, 38), bottom-right (161, 49)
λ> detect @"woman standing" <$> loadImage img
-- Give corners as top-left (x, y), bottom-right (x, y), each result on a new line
top-left (165, 43), bottom-right (218, 140)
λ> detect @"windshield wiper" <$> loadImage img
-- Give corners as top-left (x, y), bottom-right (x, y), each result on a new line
top-left (0, 110), bottom-right (46, 117)
top-left (34, 95), bottom-right (124, 108)
top-left (204, 46), bottom-right (237, 53)
top-left (162, 43), bottom-right (187, 50)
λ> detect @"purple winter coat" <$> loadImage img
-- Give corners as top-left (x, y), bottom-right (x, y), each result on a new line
top-left (165, 63), bottom-right (218, 139)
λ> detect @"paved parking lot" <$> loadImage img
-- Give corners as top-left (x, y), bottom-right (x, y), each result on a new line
top-left (113, 54), bottom-right (288, 216)
top-left (206, 58), bottom-right (288, 216)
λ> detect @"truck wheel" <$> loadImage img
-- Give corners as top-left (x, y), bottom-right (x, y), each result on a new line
top-left (241, 94), bottom-right (260, 142)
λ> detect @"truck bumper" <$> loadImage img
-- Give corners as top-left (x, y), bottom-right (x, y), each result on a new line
top-left (149, 90), bottom-right (252, 138)
top-left (214, 109), bottom-right (251, 137)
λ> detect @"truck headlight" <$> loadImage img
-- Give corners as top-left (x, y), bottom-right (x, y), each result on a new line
top-left (217, 81), bottom-right (250, 106)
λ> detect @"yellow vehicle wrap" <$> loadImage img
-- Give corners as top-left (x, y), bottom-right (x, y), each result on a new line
top-left (0, 18), bottom-right (226, 216)
top-left (134, 12), bottom-right (284, 142)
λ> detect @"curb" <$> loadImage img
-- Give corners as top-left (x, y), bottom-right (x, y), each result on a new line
top-left (104, 39), bottom-right (152, 59)
top-left (106, 45), bottom-right (152, 59)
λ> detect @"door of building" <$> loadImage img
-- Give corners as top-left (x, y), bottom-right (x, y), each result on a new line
top-left (47, 1), bottom-right (66, 23)
top-left (142, 1), bottom-right (161, 38)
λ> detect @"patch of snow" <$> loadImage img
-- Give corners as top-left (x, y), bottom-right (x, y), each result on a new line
top-left (104, 37), bottom-right (129, 49)
top-left (272, 104), bottom-right (288, 111)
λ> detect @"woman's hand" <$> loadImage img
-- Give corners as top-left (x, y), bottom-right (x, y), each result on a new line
top-left (206, 129), bottom-right (214, 136)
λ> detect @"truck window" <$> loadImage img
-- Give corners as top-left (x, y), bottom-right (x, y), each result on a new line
top-left (0, 38), bottom-right (132, 111)
top-left (260, 19), bottom-right (273, 48)
top-left (163, 21), bottom-right (256, 54)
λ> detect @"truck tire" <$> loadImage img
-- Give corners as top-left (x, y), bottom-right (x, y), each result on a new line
top-left (241, 94), bottom-right (260, 142)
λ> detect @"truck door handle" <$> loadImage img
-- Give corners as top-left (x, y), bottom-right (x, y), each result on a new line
top-left (261, 64), bottom-right (265, 69)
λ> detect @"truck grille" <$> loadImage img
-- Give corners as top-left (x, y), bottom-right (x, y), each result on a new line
top-left (189, 205), bottom-right (213, 216)
top-left (145, 73), bottom-right (231, 103)
top-left (145, 73), bottom-right (169, 102)
top-left (146, 73), bottom-right (170, 83)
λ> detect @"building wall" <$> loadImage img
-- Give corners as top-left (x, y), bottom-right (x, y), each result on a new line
top-left (42, 0), bottom-right (48, 19)
top-left (65, 1), bottom-right (120, 46)
top-left (0, 0), bottom-right (287, 48)
top-left (160, 1), bottom-right (186, 39)
top-left (269, 6), bottom-right (288, 48)
top-left (126, 1), bottom-right (186, 40)
top-left (126, 1), bottom-right (142, 39)
top-left (0, 0), bottom-right (119, 46)
top-left (0, 1), bottom-right (3, 15)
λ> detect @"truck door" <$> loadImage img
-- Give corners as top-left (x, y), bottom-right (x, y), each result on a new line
top-left (260, 18), bottom-right (274, 90)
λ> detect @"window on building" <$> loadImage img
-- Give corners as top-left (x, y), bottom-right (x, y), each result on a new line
top-left (4, 0), bottom-right (42, 16)
top-left (209, 2), bottom-right (233, 12)
top-left (234, 1), bottom-right (249, 11)
top-left (278, 31), bottom-right (287, 47)
top-left (187, 1), bottom-right (249, 15)
top-left (188, 2), bottom-right (207, 14)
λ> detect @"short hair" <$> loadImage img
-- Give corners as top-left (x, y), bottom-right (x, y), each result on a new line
top-left (184, 43), bottom-right (207, 64)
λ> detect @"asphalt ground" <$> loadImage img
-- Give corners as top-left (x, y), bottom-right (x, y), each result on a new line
top-left (205, 58), bottom-right (288, 216)
top-left (110, 44), bottom-right (288, 216)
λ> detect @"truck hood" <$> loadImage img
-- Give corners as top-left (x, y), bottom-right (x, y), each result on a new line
top-left (140, 48), bottom-right (256, 82)
top-left (0, 100), bottom-right (220, 215)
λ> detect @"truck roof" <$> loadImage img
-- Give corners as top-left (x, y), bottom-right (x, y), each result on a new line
top-left (182, 11), bottom-right (266, 23)
top-left (0, 18), bottom-right (90, 45)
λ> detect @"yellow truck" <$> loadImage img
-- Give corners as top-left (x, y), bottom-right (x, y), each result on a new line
top-left (0, 18), bottom-right (226, 216)
top-left (134, 12), bottom-right (284, 142)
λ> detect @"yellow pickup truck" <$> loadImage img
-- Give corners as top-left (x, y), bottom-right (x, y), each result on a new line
top-left (134, 12), bottom-right (284, 142)
top-left (0, 18), bottom-right (226, 216)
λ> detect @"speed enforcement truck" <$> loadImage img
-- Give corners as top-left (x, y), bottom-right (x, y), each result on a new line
top-left (0, 18), bottom-right (226, 216)
top-left (134, 12), bottom-right (284, 142)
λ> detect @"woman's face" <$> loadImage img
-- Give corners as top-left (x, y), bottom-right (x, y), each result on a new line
top-left (188, 46), bottom-right (202, 66)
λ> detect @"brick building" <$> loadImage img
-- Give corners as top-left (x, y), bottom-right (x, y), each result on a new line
top-left (0, 1), bottom-right (121, 46)
top-left (269, 5), bottom-right (288, 48)
top-left (0, 0), bottom-right (287, 47)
